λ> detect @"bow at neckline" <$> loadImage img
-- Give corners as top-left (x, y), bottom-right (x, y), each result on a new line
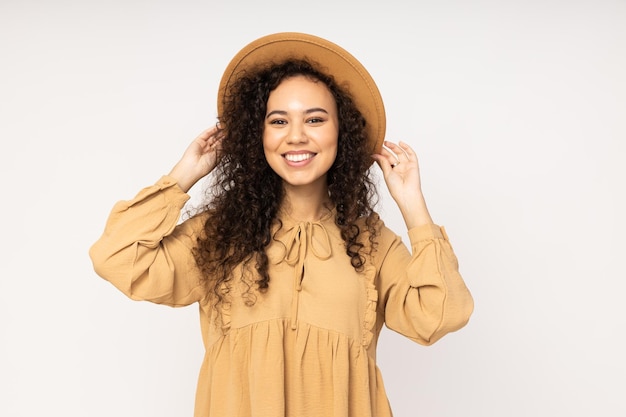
top-left (278, 221), bottom-right (333, 266)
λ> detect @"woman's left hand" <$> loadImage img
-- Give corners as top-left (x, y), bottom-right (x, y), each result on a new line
top-left (372, 141), bottom-right (433, 228)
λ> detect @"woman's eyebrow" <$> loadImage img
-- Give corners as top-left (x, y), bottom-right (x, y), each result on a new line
top-left (266, 108), bottom-right (329, 119)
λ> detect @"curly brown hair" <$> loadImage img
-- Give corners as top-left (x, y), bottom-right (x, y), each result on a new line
top-left (192, 59), bottom-right (380, 307)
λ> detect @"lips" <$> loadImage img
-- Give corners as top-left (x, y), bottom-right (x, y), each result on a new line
top-left (283, 152), bottom-right (316, 162)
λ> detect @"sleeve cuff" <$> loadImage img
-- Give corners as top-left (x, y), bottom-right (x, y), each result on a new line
top-left (156, 175), bottom-right (186, 194)
top-left (407, 223), bottom-right (448, 243)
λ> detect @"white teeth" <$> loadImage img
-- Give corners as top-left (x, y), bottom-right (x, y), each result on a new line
top-left (284, 153), bottom-right (314, 162)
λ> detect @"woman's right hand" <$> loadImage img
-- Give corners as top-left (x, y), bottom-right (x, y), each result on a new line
top-left (168, 125), bottom-right (224, 192)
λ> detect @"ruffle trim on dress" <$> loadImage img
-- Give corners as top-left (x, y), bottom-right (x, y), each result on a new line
top-left (361, 260), bottom-right (378, 349)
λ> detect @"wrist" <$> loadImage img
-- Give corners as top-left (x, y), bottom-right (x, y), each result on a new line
top-left (399, 193), bottom-right (433, 229)
top-left (168, 163), bottom-right (198, 193)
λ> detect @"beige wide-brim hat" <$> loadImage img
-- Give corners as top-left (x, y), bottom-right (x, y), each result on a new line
top-left (217, 32), bottom-right (386, 155)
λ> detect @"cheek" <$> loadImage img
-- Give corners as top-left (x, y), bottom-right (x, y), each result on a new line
top-left (330, 136), bottom-right (339, 157)
top-left (262, 130), bottom-right (280, 151)
top-left (261, 134), bottom-right (280, 167)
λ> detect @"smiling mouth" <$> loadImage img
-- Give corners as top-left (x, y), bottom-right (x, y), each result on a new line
top-left (283, 153), bottom-right (316, 162)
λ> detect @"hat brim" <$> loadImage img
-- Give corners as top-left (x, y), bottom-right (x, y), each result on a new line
top-left (217, 32), bottom-right (386, 155)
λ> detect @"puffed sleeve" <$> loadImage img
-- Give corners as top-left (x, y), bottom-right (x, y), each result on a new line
top-left (375, 223), bottom-right (473, 345)
top-left (89, 175), bottom-right (208, 307)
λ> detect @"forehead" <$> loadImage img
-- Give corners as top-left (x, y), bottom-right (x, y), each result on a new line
top-left (269, 75), bottom-right (336, 103)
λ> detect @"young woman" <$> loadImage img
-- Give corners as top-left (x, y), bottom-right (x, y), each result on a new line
top-left (90, 32), bottom-right (473, 417)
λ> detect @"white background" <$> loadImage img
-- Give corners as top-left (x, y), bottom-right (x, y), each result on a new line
top-left (1, 1), bottom-right (625, 416)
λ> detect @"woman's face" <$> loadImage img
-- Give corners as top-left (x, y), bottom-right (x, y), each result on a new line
top-left (263, 75), bottom-right (339, 191)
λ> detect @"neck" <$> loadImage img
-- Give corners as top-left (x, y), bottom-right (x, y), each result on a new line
top-left (282, 182), bottom-right (331, 222)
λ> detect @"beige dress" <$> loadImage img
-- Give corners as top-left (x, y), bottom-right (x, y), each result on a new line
top-left (89, 176), bottom-right (474, 417)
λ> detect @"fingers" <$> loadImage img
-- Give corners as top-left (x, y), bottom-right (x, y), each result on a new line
top-left (384, 141), bottom-right (415, 163)
top-left (195, 125), bottom-right (224, 153)
top-left (375, 141), bottom-right (416, 170)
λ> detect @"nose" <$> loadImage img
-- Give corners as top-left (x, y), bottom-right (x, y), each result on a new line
top-left (286, 121), bottom-right (307, 144)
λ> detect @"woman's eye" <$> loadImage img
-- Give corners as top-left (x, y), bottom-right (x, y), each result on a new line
top-left (307, 117), bottom-right (324, 124)
top-left (269, 119), bottom-right (286, 125)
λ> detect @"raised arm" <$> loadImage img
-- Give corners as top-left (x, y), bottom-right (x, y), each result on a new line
top-left (89, 127), bottom-right (223, 306)
top-left (372, 140), bottom-right (473, 344)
